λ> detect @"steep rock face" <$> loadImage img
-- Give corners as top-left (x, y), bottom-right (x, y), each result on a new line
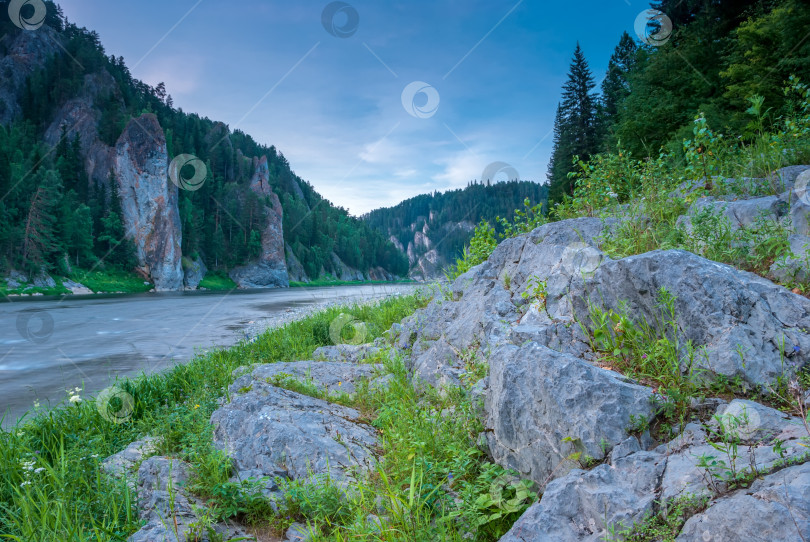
top-left (285, 242), bottom-right (309, 283)
top-left (229, 156), bottom-right (289, 288)
top-left (114, 114), bottom-right (183, 291)
top-left (43, 72), bottom-right (121, 186)
top-left (0, 27), bottom-right (63, 125)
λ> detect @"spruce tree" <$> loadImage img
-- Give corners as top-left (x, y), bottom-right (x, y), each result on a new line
top-left (599, 32), bottom-right (637, 150)
top-left (548, 44), bottom-right (598, 204)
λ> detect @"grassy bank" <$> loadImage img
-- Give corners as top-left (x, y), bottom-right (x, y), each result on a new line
top-left (0, 293), bottom-right (432, 540)
top-left (198, 272), bottom-right (238, 291)
top-left (289, 277), bottom-right (416, 288)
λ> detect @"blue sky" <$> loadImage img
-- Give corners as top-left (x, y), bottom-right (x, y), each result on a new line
top-left (59, 0), bottom-right (646, 215)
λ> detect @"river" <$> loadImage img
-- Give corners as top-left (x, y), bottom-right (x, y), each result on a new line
top-left (0, 283), bottom-right (418, 429)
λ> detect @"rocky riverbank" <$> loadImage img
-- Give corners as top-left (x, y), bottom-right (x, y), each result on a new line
top-left (99, 208), bottom-right (810, 541)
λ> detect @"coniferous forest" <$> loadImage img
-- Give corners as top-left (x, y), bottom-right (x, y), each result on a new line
top-left (0, 1), bottom-right (409, 284)
top-left (547, 0), bottom-right (810, 204)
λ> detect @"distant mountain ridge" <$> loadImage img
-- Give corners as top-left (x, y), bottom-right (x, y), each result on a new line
top-left (363, 181), bottom-right (548, 279)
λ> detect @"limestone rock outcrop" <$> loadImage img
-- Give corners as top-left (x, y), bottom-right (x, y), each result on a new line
top-left (114, 114), bottom-right (183, 291)
top-left (229, 156), bottom-right (289, 289)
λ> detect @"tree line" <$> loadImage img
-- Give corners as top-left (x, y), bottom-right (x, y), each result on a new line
top-left (547, 0), bottom-right (810, 204)
top-left (0, 1), bottom-right (408, 279)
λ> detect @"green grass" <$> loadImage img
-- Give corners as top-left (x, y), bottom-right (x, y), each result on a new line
top-left (69, 269), bottom-right (153, 294)
top-left (289, 277), bottom-right (415, 288)
top-left (0, 293), bottom-right (428, 541)
top-left (198, 272), bottom-right (237, 290)
top-left (0, 279), bottom-right (70, 297)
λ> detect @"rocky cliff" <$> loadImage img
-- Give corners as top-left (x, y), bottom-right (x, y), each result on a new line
top-left (229, 156), bottom-right (289, 289)
top-left (114, 114), bottom-right (183, 291)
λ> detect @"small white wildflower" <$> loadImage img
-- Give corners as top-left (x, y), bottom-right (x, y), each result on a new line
top-left (34, 467), bottom-right (45, 474)
top-left (607, 191), bottom-right (618, 199)
top-left (90, 454), bottom-right (99, 459)
top-left (33, 400), bottom-right (40, 410)
top-left (69, 395), bottom-right (82, 404)
top-left (20, 481), bottom-right (31, 487)
top-left (74, 387), bottom-right (82, 393)
top-left (21, 460), bottom-right (35, 471)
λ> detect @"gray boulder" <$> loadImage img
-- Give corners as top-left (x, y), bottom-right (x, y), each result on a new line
top-left (230, 360), bottom-right (382, 395)
top-left (210, 383), bottom-right (377, 487)
top-left (771, 234), bottom-right (810, 284)
top-left (786, 169), bottom-right (810, 236)
top-left (676, 462), bottom-right (810, 541)
top-left (499, 451), bottom-right (666, 542)
top-left (183, 256), bottom-right (207, 290)
top-left (32, 273), bottom-right (56, 289)
top-left (128, 456), bottom-right (249, 542)
top-left (397, 218), bottom-right (614, 386)
top-left (62, 279), bottom-right (93, 295)
top-left (772, 165), bottom-right (810, 192)
top-left (312, 344), bottom-right (381, 363)
top-left (229, 260), bottom-right (289, 289)
top-left (101, 437), bottom-right (159, 480)
top-left (677, 195), bottom-right (788, 233)
top-left (571, 250), bottom-right (810, 386)
top-left (484, 342), bottom-right (656, 486)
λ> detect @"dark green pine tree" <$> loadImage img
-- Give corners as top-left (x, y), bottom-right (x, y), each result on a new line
top-left (21, 169), bottom-right (63, 274)
top-left (599, 32), bottom-right (637, 150)
top-left (548, 44), bottom-right (598, 204)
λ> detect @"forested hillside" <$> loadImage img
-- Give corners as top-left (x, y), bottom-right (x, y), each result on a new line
top-left (363, 180), bottom-right (547, 278)
top-left (547, 0), bottom-right (810, 203)
top-left (0, 1), bottom-right (407, 290)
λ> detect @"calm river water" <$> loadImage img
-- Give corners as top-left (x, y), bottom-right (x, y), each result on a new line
top-left (0, 283), bottom-right (417, 428)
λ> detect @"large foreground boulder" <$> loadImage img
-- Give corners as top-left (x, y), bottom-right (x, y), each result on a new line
top-left (571, 250), bottom-right (810, 386)
top-left (676, 462), bottom-right (810, 541)
top-left (484, 342), bottom-right (656, 486)
top-left (210, 379), bottom-right (377, 489)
